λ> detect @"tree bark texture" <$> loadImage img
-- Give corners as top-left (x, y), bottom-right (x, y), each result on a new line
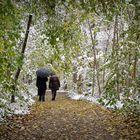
top-left (11, 14), bottom-right (32, 103)
top-left (88, 20), bottom-right (101, 96)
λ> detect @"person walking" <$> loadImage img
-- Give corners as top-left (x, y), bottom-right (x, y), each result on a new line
top-left (36, 76), bottom-right (48, 101)
top-left (49, 73), bottom-right (60, 101)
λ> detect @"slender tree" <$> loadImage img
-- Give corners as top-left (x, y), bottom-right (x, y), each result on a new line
top-left (11, 14), bottom-right (32, 102)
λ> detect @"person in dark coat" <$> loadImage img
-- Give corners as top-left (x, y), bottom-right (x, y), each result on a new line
top-left (49, 73), bottom-right (60, 101)
top-left (36, 76), bottom-right (48, 101)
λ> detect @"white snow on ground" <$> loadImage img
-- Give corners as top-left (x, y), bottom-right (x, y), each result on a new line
top-left (68, 90), bottom-right (124, 109)
top-left (68, 90), bottom-right (99, 104)
top-left (8, 102), bottom-right (30, 115)
top-left (0, 109), bottom-right (4, 122)
top-left (9, 83), bottom-right (37, 115)
top-left (0, 83), bottom-right (37, 122)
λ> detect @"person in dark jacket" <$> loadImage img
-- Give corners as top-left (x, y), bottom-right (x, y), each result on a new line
top-left (49, 73), bottom-right (60, 101)
top-left (36, 76), bottom-right (48, 101)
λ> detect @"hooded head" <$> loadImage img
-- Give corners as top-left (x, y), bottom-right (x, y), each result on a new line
top-left (51, 72), bottom-right (56, 76)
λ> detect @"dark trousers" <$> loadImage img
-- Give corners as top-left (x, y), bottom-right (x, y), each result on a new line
top-left (51, 90), bottom-right (57, 100)
top-left (39, 94), bottom-right (45, 101)
top-left (38, 88), bottom-right (46, 101)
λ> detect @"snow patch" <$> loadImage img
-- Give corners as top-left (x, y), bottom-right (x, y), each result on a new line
top-left (68, 90), bottom-right (124, 109)
top-left (68, 90), bottom-right (99, 104)
top-left (0, 83), bottom-right (37, 122)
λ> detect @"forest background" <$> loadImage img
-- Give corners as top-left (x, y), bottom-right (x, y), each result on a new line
top-left (0, 0), bottom-right (140, 120)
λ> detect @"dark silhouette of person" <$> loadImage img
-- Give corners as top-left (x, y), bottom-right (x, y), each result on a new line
top-left (49, 73), bottom-right (60, 101)
top-left (36, 76), bottom-right (48, 101)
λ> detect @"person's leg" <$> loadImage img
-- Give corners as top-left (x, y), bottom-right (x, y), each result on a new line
top-left (40, 89), bottom-right (45, 101)
top-left (38, 88), bottom-right (41, 101)
top-left (52, 90), bottom-right (57, 100)
top-left (38, 88), bottom-right (39, 96)
top-left (39, 95), bottom-right (41, 101)
top-left (52, 90), bottom-right (55, 100)
top-left (42, 95), bottom-right (45, 101)
top-left (53, 90), bottom-right (56, 100)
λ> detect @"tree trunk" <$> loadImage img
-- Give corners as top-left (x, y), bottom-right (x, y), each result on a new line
top-left (112, 15), bottom-right (120, 100)
top-left (132, 49), bottom-right (138, 96)
top-left (132, 49), bottom-right (138, 80)
top-left (11, 14), bottom-right (32, 103)
top-left (116, 15), bottom-right (120, 100)
top-left (102, 44), bottom-right (108, 87)
top-left (102, 29), bottom-right (111, 87)
top-left (88, 19), bottom-right (101, 96)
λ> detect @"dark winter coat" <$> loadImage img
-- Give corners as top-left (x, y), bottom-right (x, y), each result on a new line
top-left (36, 77), bottom-right (48, 90)
top-left (49, 75), bottom-right (60, 91)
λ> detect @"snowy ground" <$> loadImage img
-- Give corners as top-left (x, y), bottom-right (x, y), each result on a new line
top-left (1, 84), bottom-right (139, 123)
top-left (68, 90), bottom-right (124, 110)
top-left (0, 83), bottom-right (37, 123)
